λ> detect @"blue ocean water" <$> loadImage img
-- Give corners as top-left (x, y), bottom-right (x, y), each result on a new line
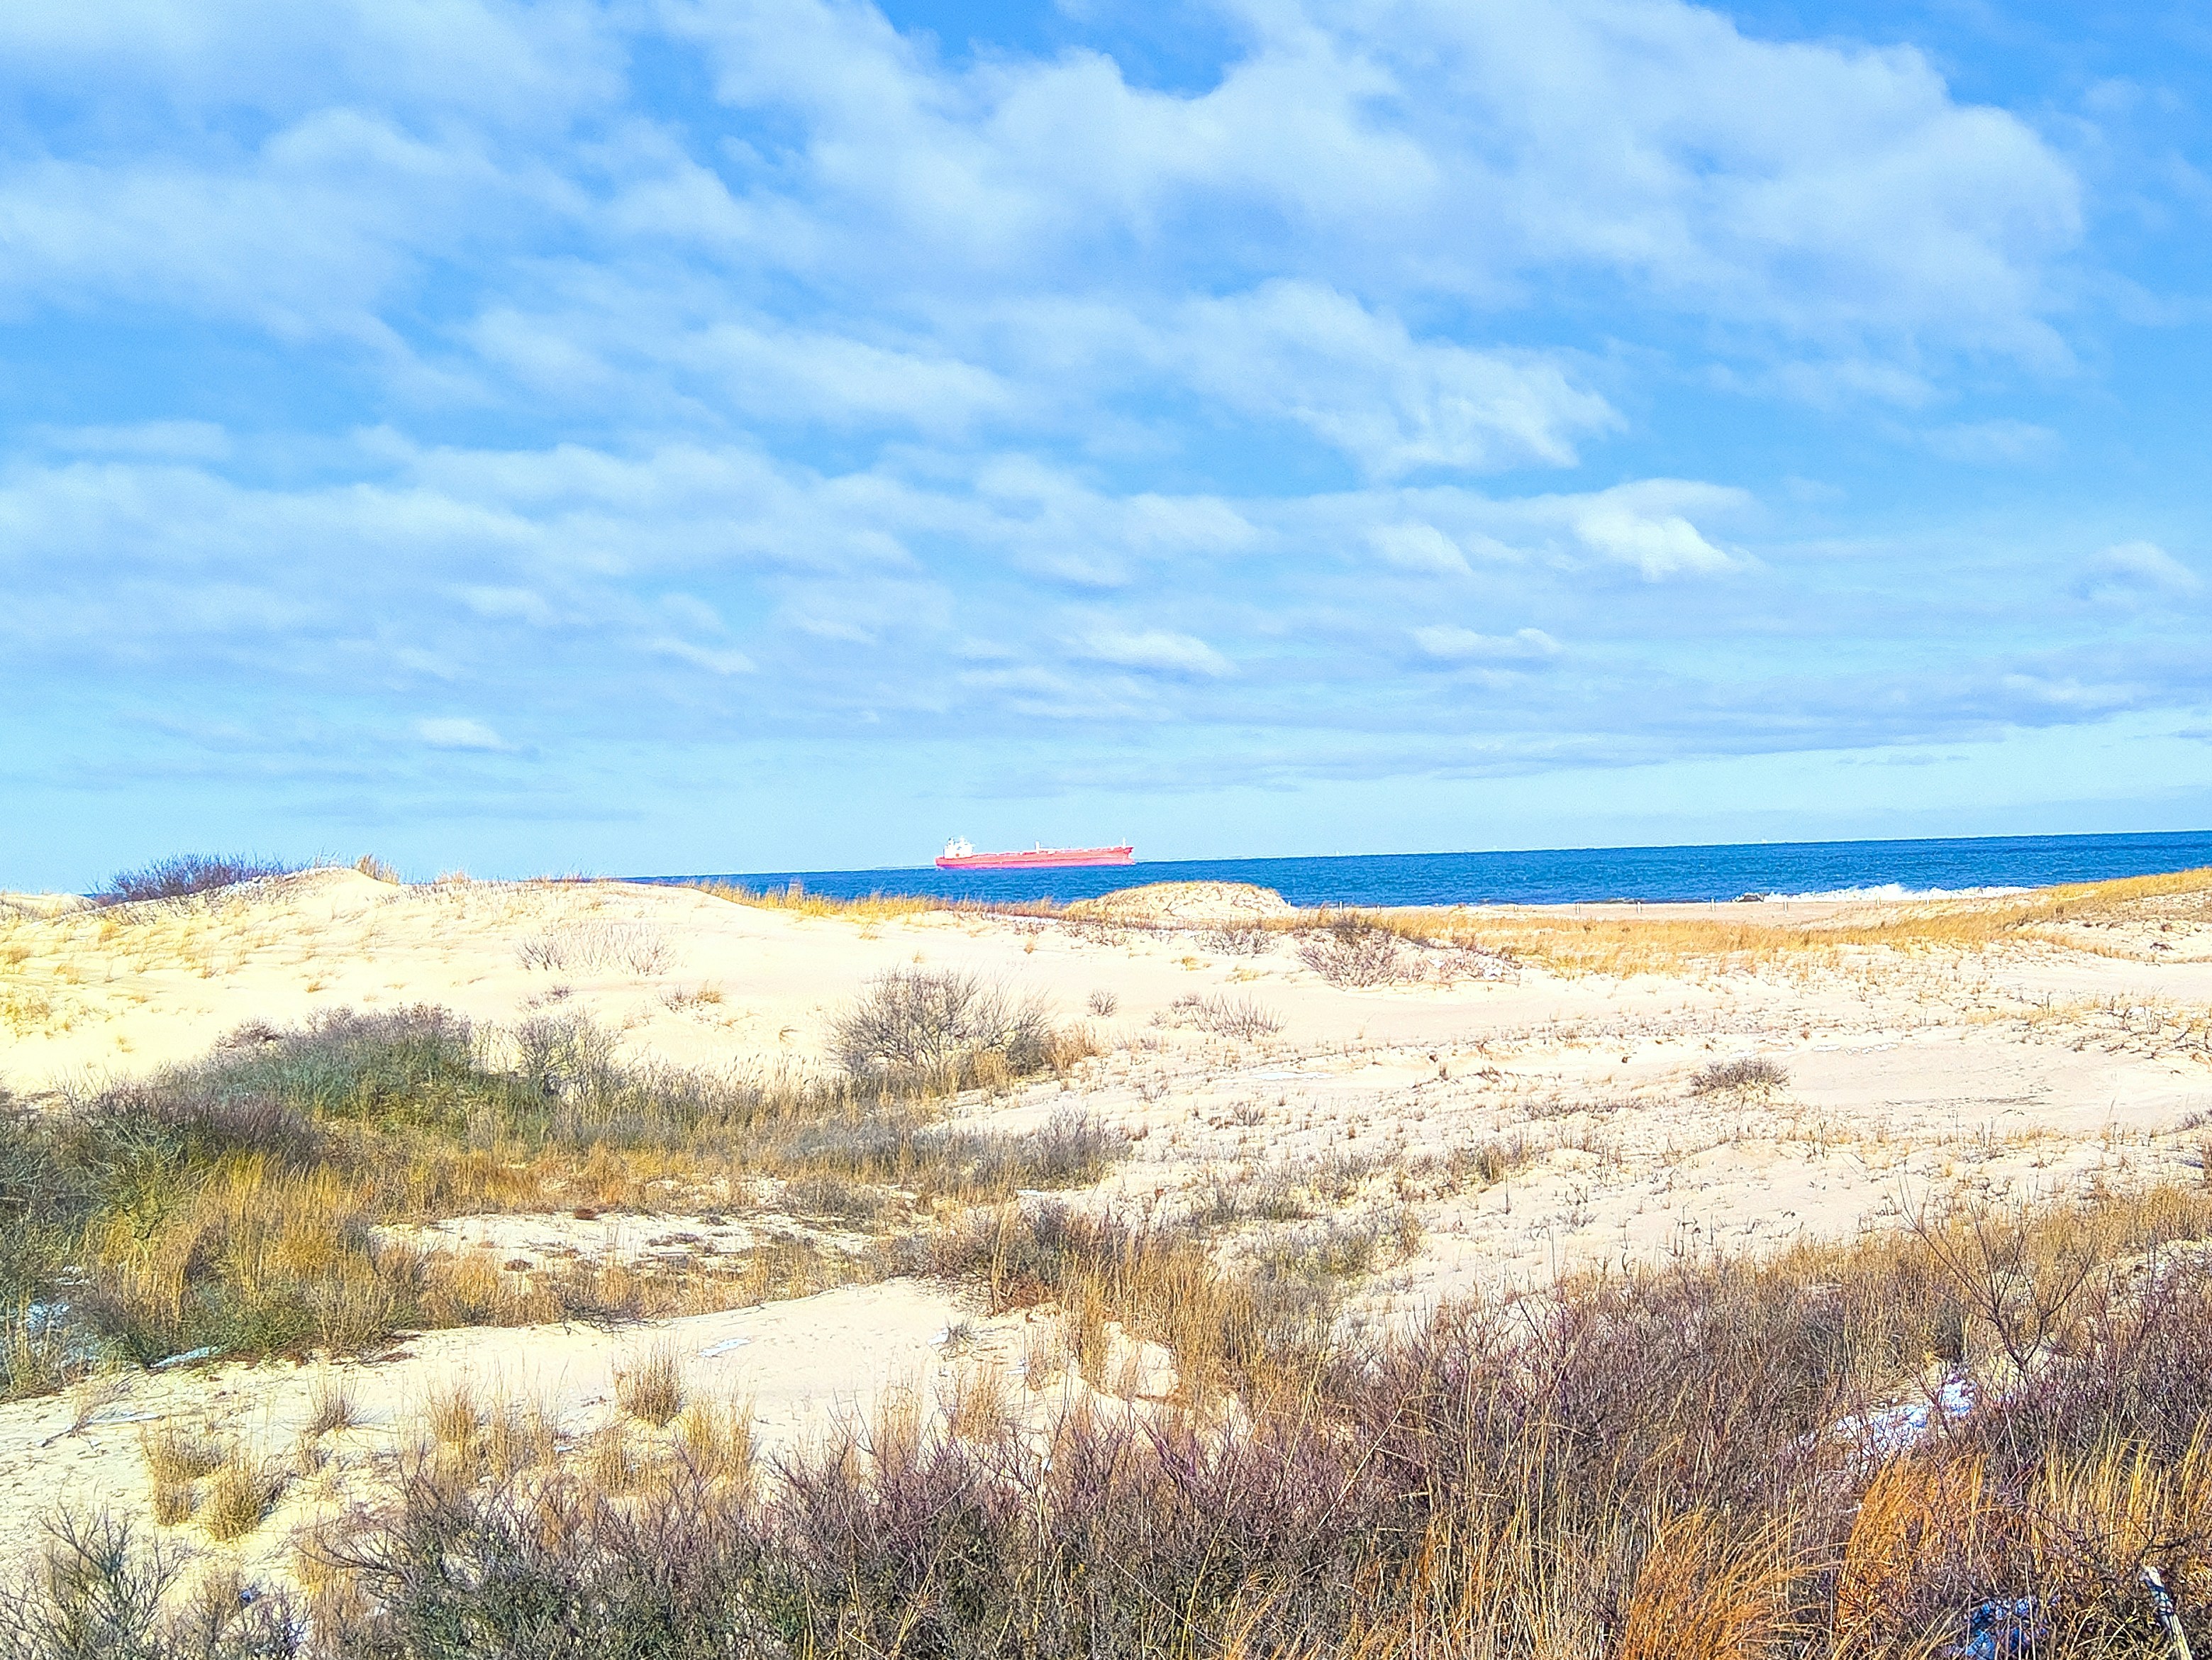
top-left (650, 830), bottom-right (2212, 909)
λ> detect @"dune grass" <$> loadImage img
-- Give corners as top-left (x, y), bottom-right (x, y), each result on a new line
top-left (13, 1181), bottom-right (2212, 1656)
top-left (0, 982), bottom-right (1110, 1395)
top-left (1358, 862), bottom-right (2212, 977)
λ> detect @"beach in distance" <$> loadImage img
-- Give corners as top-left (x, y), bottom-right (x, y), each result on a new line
top-left (4, 853), bottom-right (2212, 1651)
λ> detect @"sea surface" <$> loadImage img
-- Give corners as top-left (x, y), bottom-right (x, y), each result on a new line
top-left (650, 829), bottom-right (2212, 910)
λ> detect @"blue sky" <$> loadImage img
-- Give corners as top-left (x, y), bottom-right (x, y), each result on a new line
top-left (4, 0), bottom-right (2210, 887)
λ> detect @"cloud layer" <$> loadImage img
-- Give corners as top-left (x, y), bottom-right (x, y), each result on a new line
top-left (0, 0), bottom-right (2201, 880)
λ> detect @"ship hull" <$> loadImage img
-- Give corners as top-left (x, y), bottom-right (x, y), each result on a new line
top-left (935, 845), bottom-right (1133, 870)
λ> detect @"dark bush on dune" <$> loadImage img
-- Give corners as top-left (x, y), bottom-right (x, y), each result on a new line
top-left (93, 853), bottom-right (299, 907)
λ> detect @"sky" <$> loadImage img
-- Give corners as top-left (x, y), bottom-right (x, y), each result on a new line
top-left (4, 0), bottom-right (2211, 888)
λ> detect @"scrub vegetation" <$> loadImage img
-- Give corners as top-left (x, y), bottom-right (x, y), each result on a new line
top-left (0, 975), bottom-right (1106, 1397)
top-left (9, 1186), bottom-right (2212, 1656)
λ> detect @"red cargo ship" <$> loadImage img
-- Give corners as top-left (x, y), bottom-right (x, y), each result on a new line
top-left (935, 838), bottom-right (1133, 870)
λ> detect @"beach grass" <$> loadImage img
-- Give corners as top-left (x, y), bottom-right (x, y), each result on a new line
top-left (0, 984), bottom-right (1110, 1395)
top-left (12, 1180), bottom-right (2212, 1656)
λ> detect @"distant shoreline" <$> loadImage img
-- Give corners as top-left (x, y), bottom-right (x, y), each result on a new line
top-left (643, 827), bottom-right (2212, 911)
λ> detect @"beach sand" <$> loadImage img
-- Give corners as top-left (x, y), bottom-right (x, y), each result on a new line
top-left (3, 866), bottom-right (2208, 1578)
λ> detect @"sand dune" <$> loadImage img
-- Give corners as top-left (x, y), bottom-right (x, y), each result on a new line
top-left (3, 867), bottom-right (2209, 1584)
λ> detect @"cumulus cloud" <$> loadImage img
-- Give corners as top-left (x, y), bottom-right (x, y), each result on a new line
top-left (1174, 283), bottom-right (1615, 476)
top-left (2080, 541), bottom-right (2200, 601)
top-left (414, 716), bottom-right (508, 751)
top-left (1552, 482), bottom-right (1747, 579)
top-left (1075, 629), bottom-right (1234, 678)
top-left (1369, 524), bottom-right (1474, 577)
top-left (1411, 626), bottom-right (1561, 663)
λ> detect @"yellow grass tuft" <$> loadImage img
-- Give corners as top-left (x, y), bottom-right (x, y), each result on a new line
top-left (200, 1454), bottom-right (280, 1542)
top-left (1614, 1512), bottom-right (1797, 1660)
top-left (425, 1380), bottom-right (482, 1448)
top-left (616, 1343), bottom-right (687, 1427)
top-left (140, 1422), bottom-right (226, 1485)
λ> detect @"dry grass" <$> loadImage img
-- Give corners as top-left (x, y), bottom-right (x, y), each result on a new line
top-left (688, 880), bottom-right (941, 921)
top-left (18, 1178), bottom-right (2212, 1656)
top-left (306, 1371), bottom-right (360, 1437)
top-left (138, 1423), bottom-right (224, 1486)
top-left (199, 1454), bottom-right (279, 1543)
top-left (1345, 863), bottom-right (2212, 976)
top-left (1, 995), bottom-right (1113, 1394)
top-left (615, 1343), bottom-right (687, 1427)
top-left (423, 1380), bottom-right (482, 1449)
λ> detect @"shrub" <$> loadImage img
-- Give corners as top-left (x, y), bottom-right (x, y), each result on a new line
top-left (1688, 1055), bottom-right (1789, 1095)
top-left (1197, 923), bottom-right (1273, 956)
top-left (514, 922), bottom-right (674, 975)
top-left (1085, 988), bottom-right (1118, 1018)
top-left (0, 1515), bottom-right (298, 1658)
top-left (1296, 917), bottom-right (1414, 987)
top-left (830, 970), bottom-right (1055, 1092)
top-left (1160, 993), bottom-right (1280, 1039)
top-left (92, 855), bottom-right (298, 908)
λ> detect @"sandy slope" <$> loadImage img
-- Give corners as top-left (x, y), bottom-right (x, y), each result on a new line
top-left (4, 869), bottom-right (2210, 1581)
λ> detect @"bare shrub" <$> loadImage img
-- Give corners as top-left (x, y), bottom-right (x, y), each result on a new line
top-left (1197, 924), bottom-right (1272, 956)
top-left (1431, 944), bottom-right (1518, 983)
top-left (515, 920), bottom-right (674, 975)
top-left (1159, 993), bottom-right (1281, 1039)
top-left (830, 970), bottom-right (1053, 1091)
top-left (1688, 1055), bottom-right (1789, 1095)
top-left (0, 1515), bottom-right (299, 1658)
top-left (1296, 917), bottom-right (1414, 987)
top-left (94, 854), bottom-right (298, 908)
top-left (1086, 988), bottom-right (1119, 1018)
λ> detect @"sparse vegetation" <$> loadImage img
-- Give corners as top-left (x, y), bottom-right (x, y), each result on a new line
top-left (1688, 1054), bottom-right (1789, 1095)
top-left (1297, 915), bottom-right (1416, 986)
top-left (92, 855), bottom-right (299, 909)
top-left (12, 1183), bottom-right (2206, 1657)
top-left (1157, 992), bottom-right (1281, 1039)
top-left (0, 992), bottom-right (1113, 1393)
top-left (830, 969), bottom-right (1065, 1094)
top-left (514, 919), bottom-right (674, 975)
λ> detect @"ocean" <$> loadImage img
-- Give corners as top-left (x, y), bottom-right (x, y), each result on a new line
top-left (651, 829), bottom-right (2212, 910)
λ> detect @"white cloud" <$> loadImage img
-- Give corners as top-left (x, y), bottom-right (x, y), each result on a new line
top-left (414, 716), bottom-right (508, 750)
top-left (1174, 282), bottom-right (1614, 476)
top-left (1369, 523), bottom-right (1473, 577)
top-left (650, 639), bottom-right (757, 675)
top-left (1573, 507), bottom-right (1734, 579)
top-left (1555, 482), bottom-right (1747, 579)
top-left (1075, 629), bottom-right (1233, 677)
top-left (1411, 626), bottom-right (1560, 663)
top-left (2082, 541), bottom-right (2199, 600)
